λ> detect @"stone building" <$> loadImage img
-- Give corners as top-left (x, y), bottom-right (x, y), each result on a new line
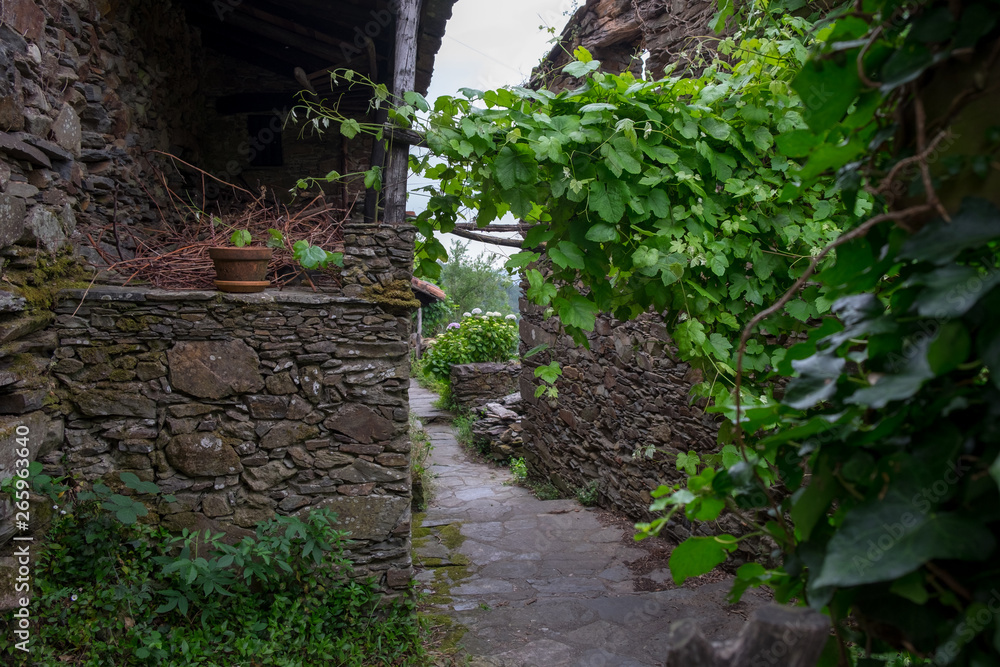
top-left (0, 0), bottom-right (456, 607)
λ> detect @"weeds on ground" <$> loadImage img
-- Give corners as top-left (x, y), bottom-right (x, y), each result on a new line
top-left (509, 457), bottom-right (527, 483)
top-left (576, 480), bottom-right (600, 507)
top-left (452, 411), bottom-right (483, 454)
top-left (410, 413), bottom-right (435, 510)
top-left (501, 456), bottom-right (562, 500)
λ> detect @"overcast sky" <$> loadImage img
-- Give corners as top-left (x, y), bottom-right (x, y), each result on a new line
top-left (408, 0), bottom-right (575, 266)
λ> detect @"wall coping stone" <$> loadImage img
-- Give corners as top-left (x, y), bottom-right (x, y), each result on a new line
top-left (56, 285), bottom-right (380, 306)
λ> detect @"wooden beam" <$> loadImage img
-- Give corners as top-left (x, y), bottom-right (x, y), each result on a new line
top-left (447, 227), bottom-right (524, 249)
top-left (452, 223), bottom-right (529, 232)
top-left (238, 5), bottom-right (349, 51)
top-left (186, 2), bottom-right (348, 64)
top-left (383, 0), bottom-right (421, 226)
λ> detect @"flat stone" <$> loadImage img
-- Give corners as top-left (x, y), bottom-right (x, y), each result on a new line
top-left (167, 340), bottom-right (264, 399)
top-left (325, 403), bottom-right (394, 444)
top-left (313, 450), bottom-right (355, 468)
top-left (304, 495), bottom-right (408, 541)
top-left (0, 131), bottom-right (50, 167)
top-left (265, 372), bottom-right (297, 395)
top-left (75, 389), bottom-right (155, 419)
top-left (242, 461), bottom-right (297, 491)
top-left (0, 291), bottom-right (24, 314)
top-left (20, 204), bottom-right (70, 252)
top-left (165, 434), bottom-right (243, 477)
top-left (244, 395), bottom-right (288, 419)
top-left (0, 193), bottom-right (25, 247)
top-left (260, 421), bottom-right (319, 450)
top-left (201, 494), bottom-right (231, 517)
top-left (0, 0), bottom-right (45, 40)
top-left (52, 104), bottom-right (81, 156)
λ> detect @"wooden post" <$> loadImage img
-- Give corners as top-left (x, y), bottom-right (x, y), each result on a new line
top-left (664, 605), bottom-right (830, 667)
top-left (383, 0), bottom-right (421, 225)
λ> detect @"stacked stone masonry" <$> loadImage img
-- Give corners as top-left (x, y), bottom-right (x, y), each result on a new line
top-left (0, 0), bottom-right (374, 265)
top-left (519, 300), bottom-right (722, 525)
top-left (46, 288), bottom-right (414, 588)
top-left (449, 361), bottom-right (521, 410)
top-left (0, 222), bottom-right (420, 607)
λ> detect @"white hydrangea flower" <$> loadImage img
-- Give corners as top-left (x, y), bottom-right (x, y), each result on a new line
top-left (471, 308), bottom-right (483, 315)
top-left (463, 312), bottom-right (471, 318)
top-left (505, 314), bottom-right (517, 321)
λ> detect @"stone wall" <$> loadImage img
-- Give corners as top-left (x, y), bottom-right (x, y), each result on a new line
top-left (519, 300), bottom-right (721, 525)
top-left (449, 361), bottom-right (520, 410)
top-left (530, 0), bottom-right (718, 90)
top-left (0, 0), bottom-right (211, 262)
top-left (0, 222), bottom-right (419, 605)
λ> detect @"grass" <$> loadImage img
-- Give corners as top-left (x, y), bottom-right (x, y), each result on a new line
top-left (409, 413), bottom-right (434, 511)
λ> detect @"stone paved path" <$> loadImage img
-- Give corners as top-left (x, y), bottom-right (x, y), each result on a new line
top-left (409, 380), bottom-right (767, 667)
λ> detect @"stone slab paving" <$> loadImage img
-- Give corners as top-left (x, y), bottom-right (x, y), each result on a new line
top-left (409, 380), bottom-right (767, 667)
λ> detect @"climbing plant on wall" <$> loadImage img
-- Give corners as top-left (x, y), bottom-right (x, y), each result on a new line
top-left (294, 0), bottom-right (1000, 661)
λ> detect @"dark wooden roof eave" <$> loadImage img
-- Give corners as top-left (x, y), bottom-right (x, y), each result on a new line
top-left (180, 0), bottom-right (457, 95)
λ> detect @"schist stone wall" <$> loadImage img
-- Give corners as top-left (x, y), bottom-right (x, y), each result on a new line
top-left (449, 361), bottom-right (520, 410)
top-left (0, 223), bottom-right (419, 604)
top-left (519, 300), bottom-right (722, 527)
top-left (0, 0), bottom-right (374, 267)
top-left (531, 0), bottom-right (718, 90)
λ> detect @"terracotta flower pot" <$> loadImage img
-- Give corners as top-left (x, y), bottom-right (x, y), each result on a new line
top-left (208, 247), bottom-right (273, 293)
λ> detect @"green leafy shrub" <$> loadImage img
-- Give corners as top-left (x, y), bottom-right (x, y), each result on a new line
top-left (509, 457), bottom-right (528, 483)
top-left (576, 481), bottom-right (599, 507)
top-left (421, 312), bottom-right (519, 381)
top-left (0, 476), bottom-right (427, 666)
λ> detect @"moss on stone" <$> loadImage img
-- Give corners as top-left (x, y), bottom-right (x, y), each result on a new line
top-left (438, 523), bottom-right (465, 550)
top-left (421, 613), bottom-right (468, 654)
top-left (411, 511), bottom-right (431, 541)
top-left (108, 369), bottom-right (136, 382)
top-left (362, 280), bottom-right (421, 313)
top-left (6, 249), bottom-right (94, 310)
top-left (115, 316), bottom-right (162, 332)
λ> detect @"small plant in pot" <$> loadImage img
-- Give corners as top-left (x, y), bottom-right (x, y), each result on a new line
top-left (208, 229), bottom-right (273, 293)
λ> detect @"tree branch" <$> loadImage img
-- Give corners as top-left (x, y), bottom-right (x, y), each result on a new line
top-left (447, 227), bottom-right (525, 248)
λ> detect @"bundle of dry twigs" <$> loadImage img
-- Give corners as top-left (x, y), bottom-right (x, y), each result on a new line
top-left (86, 153), bottom-right (349, 290)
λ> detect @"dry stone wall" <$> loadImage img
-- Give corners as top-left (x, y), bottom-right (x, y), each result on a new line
top-left (519, 299), bottom-right (721, 525)
top-left (43, 287), bottom-right (413, 586)
top-left (0, 0), bottom-right (209, 261)
top-left (531, 0), bottom-right (718, 90)
top-left (449, 361), bottom-right (520, 410)
top-left (0, 223), bottom-right (420, 606)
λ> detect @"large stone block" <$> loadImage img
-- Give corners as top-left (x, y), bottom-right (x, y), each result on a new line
top-left (0, 193), bottom-right (25, 248)
top-left (20, 205), bottom-right (72, 253)
top-left (167, 340), bottom-right (264, 399)
top-left (242, 460), bottom-right (297, 491)
top-left (259, 421), bottom-right (319, 450)
top-left (303, 495), bottom-right (408, 541)
top-left (324, 403), bottom-right (395, 444)
top-left (165, 433), bottom-right (243, 477)
top-left (75, 389), bottom-right (156, 419)
top-left (52, 104), bottom-right (81, 156)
